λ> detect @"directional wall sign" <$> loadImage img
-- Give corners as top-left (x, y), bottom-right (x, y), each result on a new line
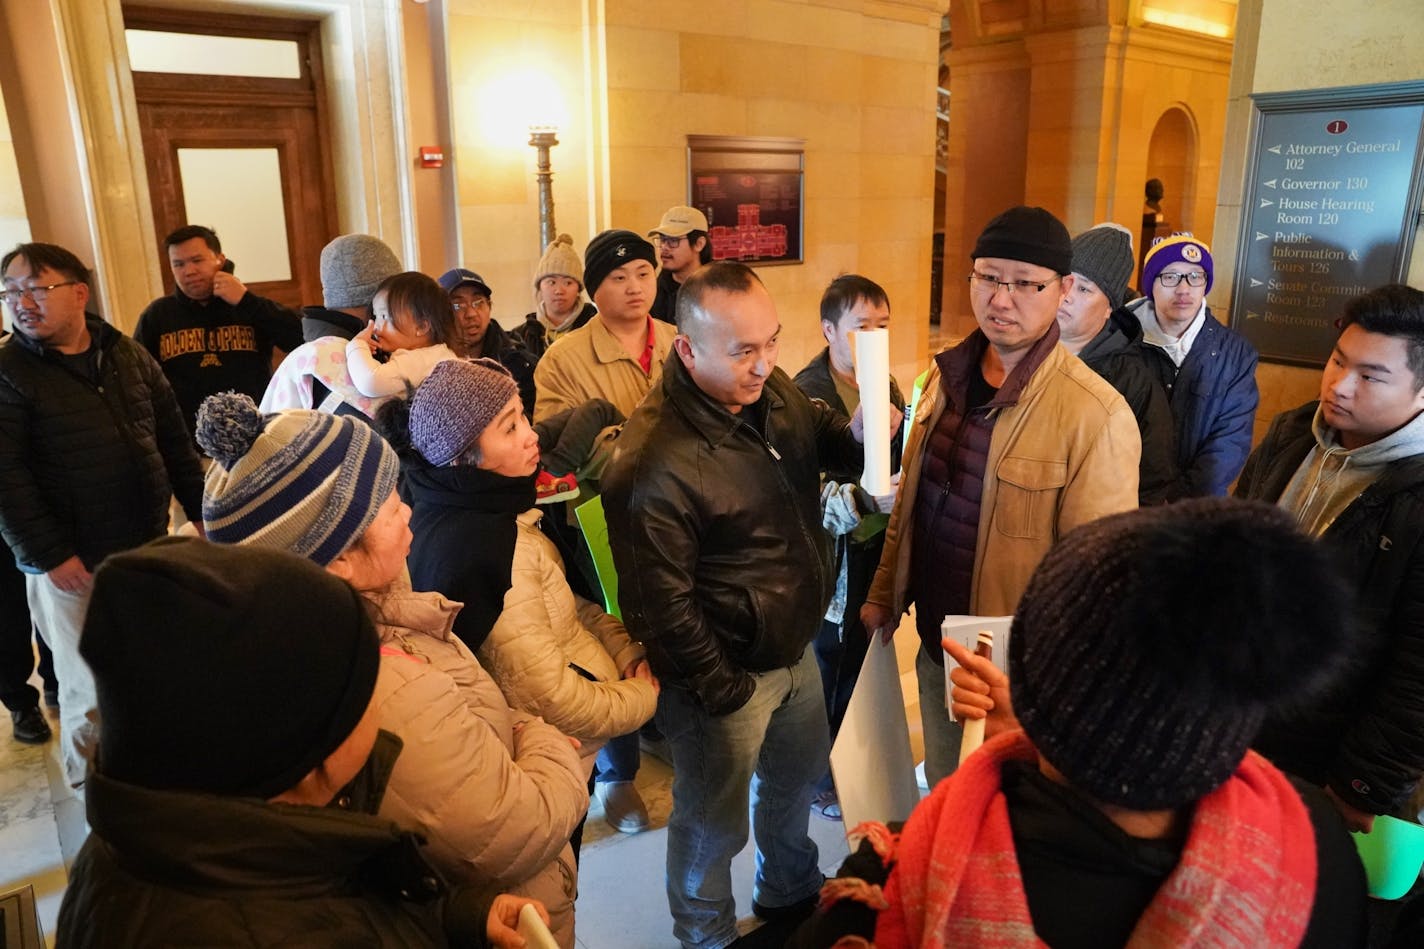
top-left (1231, 81), bottom-right (1424, 367)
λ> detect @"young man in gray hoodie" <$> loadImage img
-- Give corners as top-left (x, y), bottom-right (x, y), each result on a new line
top-left (1237, 283), bottom-right (1424, 834)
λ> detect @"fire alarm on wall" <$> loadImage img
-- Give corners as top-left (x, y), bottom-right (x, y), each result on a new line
top-left (419, 146), bottom-right (445, 168)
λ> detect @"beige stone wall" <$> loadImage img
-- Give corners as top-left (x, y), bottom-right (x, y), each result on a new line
top-left (0, 76), bottom-right (30, 255)
top-left (1210, 0), bottom-right (1424, 439)
top-left (447, 0), bottom-right (941, 383)
top-left (939, 11), bottom-right (1232, 337)
top-left (446, 0), bottom-right (598, 328)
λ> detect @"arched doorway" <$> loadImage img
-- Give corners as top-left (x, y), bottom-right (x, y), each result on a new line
top-left (1142, 106), bottom-right (1198, 268)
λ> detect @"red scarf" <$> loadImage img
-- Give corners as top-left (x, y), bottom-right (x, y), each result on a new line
top-left (876, 731), bottom-right (1317, 949)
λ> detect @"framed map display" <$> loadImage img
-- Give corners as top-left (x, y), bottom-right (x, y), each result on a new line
top-left (687, 135), bottom-right (805, 267)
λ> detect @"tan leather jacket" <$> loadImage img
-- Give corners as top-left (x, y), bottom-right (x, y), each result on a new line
top-left (868, 343), bottom-right (1140, 619)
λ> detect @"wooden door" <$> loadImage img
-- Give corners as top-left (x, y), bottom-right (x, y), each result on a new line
top-left (126, 6), bottom-right (338, 309)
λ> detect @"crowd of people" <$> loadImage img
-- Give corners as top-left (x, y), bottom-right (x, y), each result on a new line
top-left (0, 198), bottom-right (1421, 948)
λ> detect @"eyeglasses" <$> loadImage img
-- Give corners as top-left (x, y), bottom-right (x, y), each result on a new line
top-left (654, 235), bottom-right (685, 249)
top-left (968, 272), bottom-right (1059, 296)
top-left (452, 298), bottom-right (491, 314)
top-left (1156, 271), bottom-right (1207, 288)
top-left (1, 281), bottom-right (80, 305)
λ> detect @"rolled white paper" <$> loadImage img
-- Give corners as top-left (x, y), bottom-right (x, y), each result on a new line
top-left (855, 328), bottom-right (892, 496)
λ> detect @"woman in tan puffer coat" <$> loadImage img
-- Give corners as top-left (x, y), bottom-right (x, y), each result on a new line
top-left (390, 358), bottom-right (660, 780)
top-left (197, 393), bottom-right (589, 948)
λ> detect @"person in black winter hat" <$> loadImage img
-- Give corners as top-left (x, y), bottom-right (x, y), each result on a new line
top-left (793, 498), bottom-right (1368, 949)
top-left (933, 498), bottom-right (1368, 948)
top-left (57, 536), bottom-right (549, 948)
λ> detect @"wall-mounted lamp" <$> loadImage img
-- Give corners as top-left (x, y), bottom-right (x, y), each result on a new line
top-left (529, 126), bottom-right (559, 252)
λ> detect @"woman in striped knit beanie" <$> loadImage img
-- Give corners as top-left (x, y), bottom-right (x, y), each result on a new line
top-left (195, 393), bottom-right (588, 947)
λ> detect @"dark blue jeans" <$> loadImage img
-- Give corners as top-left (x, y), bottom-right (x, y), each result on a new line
top-left (657, 646), bottom-right (828, 949)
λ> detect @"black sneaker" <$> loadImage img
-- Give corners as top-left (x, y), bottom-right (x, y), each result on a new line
top-left (12, 706), bottom-right (51, 744)
top-left (751, 892), bottom-right (818, 923)
top-left (737, 895), bottom-right (820, 948)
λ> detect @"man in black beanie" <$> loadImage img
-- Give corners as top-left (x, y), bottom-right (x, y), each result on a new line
top-left (532, 228), bottom-right (677, 425)
top-left (530, 228), bottom-right (678, 835)
top-left (57, 537), bottom-right (538, 948)
top-left (862, 205), bottom-right (1141, 787)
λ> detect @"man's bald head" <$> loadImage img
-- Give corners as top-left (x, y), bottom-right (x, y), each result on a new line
top-left (675, 261), bottom-right (764, 344)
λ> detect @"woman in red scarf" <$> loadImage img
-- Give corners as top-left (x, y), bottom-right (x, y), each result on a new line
top-left (797, 499), bottom-right (1368, 949)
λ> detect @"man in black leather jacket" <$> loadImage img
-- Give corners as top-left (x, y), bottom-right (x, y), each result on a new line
top-left (603, 261), bottom-right (868, 949)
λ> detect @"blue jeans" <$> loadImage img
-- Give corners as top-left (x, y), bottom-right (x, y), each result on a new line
top-left (594, 729), bottom-right (640, 783)
top-left (657, 645), bottom-right (829, 949)
top-left (916, 644), bottom-right (964, 787)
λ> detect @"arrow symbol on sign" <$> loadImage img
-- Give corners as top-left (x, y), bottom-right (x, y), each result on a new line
top-left (1247, 311), bottom-right (1261, 320)
top-left (1250, 278), bottom-right (1264, 287)
top-left (1267, 145), bottom-right (1282, 154)
top-left (1256, 232), bottom-right (1269, 241)
top-left (1260, 198), bottom-right (1274, 208)
top-left (1264, 179), bottom-right (1278, 188)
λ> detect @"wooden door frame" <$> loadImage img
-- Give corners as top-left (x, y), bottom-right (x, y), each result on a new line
top-left (124, 4), bottom-right (339, 306)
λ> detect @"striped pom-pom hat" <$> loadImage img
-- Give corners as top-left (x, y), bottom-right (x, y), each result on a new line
top-left (196, 392), bottom-right (399, 566)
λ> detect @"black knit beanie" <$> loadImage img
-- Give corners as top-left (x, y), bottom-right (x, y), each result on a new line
top-left (1009, 498), bottom-right (1351, 810)
top-left (971, 206), bottom-right (1073, 276)
top-left (82, 536), bottom-right (380, 798)
top-left (584, 229), bottom-right (656, 296)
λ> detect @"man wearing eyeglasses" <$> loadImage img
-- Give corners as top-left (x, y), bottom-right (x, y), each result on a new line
top-left (0, 242), bottom-right (205, 787)
top-left (1125, 234), bottom-right (1259, 496)
top-left (437, 268), bottom-right (536, 418)
top-left (861, 206), bottom-right (1140, 786)
top-left (648, 207), bottom-right (713, 325)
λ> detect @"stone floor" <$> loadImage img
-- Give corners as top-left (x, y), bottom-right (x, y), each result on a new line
top-left (0, 695), bottom-right (84, 947)
top-left (0, 612), bottom-right (926, 948)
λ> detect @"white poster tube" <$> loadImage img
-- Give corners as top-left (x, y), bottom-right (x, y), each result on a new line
top-left (855, 328), bottom-right (892, 496)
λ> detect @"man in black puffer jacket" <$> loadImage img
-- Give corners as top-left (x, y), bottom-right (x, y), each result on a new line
top-left (0, 242), bottom-right (205, 787)
top-left (603, 262), bottom-right (872, 949)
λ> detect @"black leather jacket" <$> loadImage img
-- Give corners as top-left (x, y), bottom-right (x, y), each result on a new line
top-left (603, 355), bottom-right (863, 714)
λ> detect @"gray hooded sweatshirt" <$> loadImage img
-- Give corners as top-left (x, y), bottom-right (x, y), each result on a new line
top-left (1278, 406), bottom-right (1424, 537)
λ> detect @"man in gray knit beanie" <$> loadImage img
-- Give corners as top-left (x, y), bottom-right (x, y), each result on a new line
top-left (302, 234), bottom-right (402, 342)
top-left (1056, 223), bottom-right (1182, 504)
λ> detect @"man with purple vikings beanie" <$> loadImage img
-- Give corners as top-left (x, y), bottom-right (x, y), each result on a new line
top-left (1126, 233), bottom-right (1259, 496)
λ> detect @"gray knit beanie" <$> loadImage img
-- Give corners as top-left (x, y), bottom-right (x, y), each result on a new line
top-left (1071, 224), bottom-right (1135, 310)
top-left (1009, 498), bottom-right (1352, 810)
top-left (321, 234), bottom-right (402, 309)
top-left (409, 358), bottom-right (519, 467)
top-left (196, 393), bottom-right (399, 566)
